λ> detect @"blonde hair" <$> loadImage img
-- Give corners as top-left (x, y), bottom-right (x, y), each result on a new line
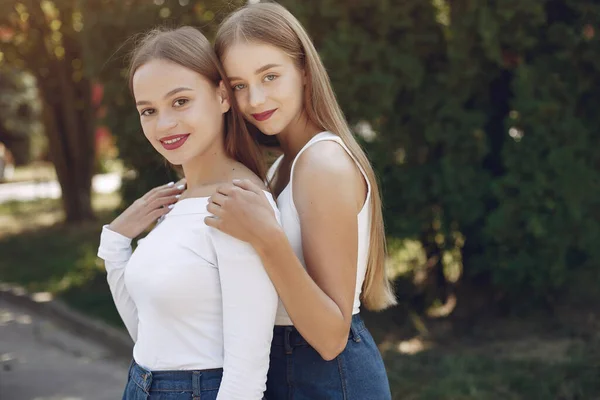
top-left (128, 26), bottom-right (266, 180)
top-left (215, 2), bottom-right (396, 311)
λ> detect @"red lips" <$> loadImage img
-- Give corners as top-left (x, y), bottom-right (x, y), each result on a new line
top-left (159, 134), bottom-right (190, 151)
top-left (251, 109), bottom-right (277, 122)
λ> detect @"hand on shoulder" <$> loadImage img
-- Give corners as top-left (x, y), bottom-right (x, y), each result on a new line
top-left (204, 164), bottom-right (280, 248)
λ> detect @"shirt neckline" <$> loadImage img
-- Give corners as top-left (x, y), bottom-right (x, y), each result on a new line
top-left (167, 190), bottom-right (275, 216)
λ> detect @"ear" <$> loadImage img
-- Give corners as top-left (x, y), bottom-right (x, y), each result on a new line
top-left (217, 81), bottom-right (231, 114)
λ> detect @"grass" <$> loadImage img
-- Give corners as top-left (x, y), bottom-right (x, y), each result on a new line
top-left (0, 193), bottom-right (125, 327)
top-left (1, 195), bottom-right (599, 399)
top-left (385, 348), bottom-right (600, 400)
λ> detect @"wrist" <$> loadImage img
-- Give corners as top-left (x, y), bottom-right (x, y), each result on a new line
top-left (107, 222), bottom-right (132, 239)
top-left (253, 223), bottom-right (286, 257)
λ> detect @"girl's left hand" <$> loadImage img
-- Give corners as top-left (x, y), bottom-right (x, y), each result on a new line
top-left (205, 179), bottom-right (281, 248)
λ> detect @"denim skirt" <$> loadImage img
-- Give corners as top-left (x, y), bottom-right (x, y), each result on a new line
top-left (122, 360), bottom-right (223, 400)
top-left (265, 314), bottom-right (392, 400)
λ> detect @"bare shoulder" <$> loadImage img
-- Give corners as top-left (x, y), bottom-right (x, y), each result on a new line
top-left (293, 139), bottom-right (366, 211)
top-left (229, 161), bottom-right (268, 191)
top-left (294, 139), bottom-right (360, 184)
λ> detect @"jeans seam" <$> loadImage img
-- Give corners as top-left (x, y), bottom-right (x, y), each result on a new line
top-left (287, 352), bottom-right (293, 400)
top-left (337, 353), bottom-right (348, 400)
top-left (133, 378), bottom-right (149, 395)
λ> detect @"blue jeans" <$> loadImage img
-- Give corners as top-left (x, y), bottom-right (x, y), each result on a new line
top-left (122, 360), bottom-right (223, 400)
top-left (266, 314), bottom-right (392, 400)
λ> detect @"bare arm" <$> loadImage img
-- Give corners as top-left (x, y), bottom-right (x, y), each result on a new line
top-left (207, 142), bottom-right (366, 360)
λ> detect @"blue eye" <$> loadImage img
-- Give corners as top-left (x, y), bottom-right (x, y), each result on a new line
top-left (232, 83), bottom-right (246, 91)
top-left (264, 74), bottom-right (277, 82)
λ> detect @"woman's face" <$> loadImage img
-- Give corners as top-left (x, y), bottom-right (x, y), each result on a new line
top-left (222, 42), bottom-right (306, 136)
top-left (132, 59), bottom-right (230, 166)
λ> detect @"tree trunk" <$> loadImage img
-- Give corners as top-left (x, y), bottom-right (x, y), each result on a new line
top-left (41, 71), bottom-right (95, 223)
top-left (13, 0), bottom-right (98, 224)
top-left (420, 227), bottom-right (450, 309)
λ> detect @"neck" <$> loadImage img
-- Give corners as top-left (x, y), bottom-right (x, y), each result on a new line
top-left (277, 109), bottom-right (322, 159)
top-left (181, 135), bottom-right (234, 190)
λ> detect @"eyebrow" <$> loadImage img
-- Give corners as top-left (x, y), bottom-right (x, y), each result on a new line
top-left (228, 63), bottom-right (282, 81)
top-left (135, 87), bottom-right (193, 106)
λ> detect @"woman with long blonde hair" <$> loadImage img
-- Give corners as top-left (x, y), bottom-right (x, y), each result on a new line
top-left (97, 26), bottom-right (279, 399)
top-left (205, 3), bottom-right (395, 398)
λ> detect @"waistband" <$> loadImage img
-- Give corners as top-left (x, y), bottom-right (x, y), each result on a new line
top-left (129, 360), bottom-right (223, 394)
top-left (272, 313), bottom-right (367, 350)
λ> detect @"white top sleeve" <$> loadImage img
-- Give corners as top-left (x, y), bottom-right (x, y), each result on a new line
top-left (97, 225), bottom-right (139, 342)
top-left (209, 228), bottom-right (278, 400)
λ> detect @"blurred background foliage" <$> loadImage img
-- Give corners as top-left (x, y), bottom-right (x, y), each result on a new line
top-left (1, 1), bottom-right (600, 398)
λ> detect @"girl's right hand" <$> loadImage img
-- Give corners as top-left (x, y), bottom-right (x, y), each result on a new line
top-left (108, 180), bottom-right (186, 239)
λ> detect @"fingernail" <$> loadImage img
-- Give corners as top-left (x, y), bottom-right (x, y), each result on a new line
top-left (233, 179), bottom-right (241, 183)
top-left (175, 194), bottom-right (181, 199)
top-left (177, 184), bottom-right (185, 190)
top-left (167, 181), bottom-right (175, 186)
top-left (168, 204), bottom-right (175, 209)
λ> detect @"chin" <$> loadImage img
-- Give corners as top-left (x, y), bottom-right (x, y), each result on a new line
top-left (161, 153), bottom-right (186, 166)
top-left (260, 129), bottom-right (279, 136)
top-left (256, 122), bottom-right (283, 136)
top-left (164, 159), bottom-right (184, 166)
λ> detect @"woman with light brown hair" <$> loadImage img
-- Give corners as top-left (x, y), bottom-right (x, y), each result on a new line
top-left (205, 2), bottom-right (395, 399)
top-left (97, 26), bottom-right (278, 400)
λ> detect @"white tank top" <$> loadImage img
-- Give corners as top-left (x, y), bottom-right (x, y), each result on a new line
top-left (267, 131), bottom-right (372, 326)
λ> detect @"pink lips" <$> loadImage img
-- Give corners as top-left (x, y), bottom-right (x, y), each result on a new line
top-left (159, 134), bottom-right (190, 151)
top-left (251, 109), bottom-right (277, 122)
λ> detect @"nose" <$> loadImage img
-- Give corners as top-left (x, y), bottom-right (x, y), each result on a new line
top-left (156, 110), bottom-right (178, 132)
top-left (248, 85), bottom-right (266, 108)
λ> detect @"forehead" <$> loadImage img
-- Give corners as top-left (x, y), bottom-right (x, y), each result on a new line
top-left (222, 42), bottom-right (293, 74)
top-left (132, 59), bottom-right (207, 100)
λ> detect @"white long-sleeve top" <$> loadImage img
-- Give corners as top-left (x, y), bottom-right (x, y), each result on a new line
top-left (97, 194), bottom-right (279, 400)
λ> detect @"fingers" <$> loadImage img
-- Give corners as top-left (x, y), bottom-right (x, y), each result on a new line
top-left (147, 194), bottom-right (180, 210)
top-left (204, 215), bottom-right (221, 230)
top-left (147, 185), bottom-right (185, 203)
top-left (206, 201), bottom-right (223, 217)
top-left (208, 192), bottom-right (227, 207)
top-left (175, 177), bottom-right (187, 188)
top-left (216, 183), bottom-right (236, 196)
top-left (232, 178), bottom-right (263, 194)
top-left (146, 206), bottom-right (172, 223)
top-left (143, 181), bottom-right (186, 201)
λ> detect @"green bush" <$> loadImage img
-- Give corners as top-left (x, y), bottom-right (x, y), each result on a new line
top-left (278, 0), bottom-right (600, 308)
top-left (95, 0), bottom-right (600, 310)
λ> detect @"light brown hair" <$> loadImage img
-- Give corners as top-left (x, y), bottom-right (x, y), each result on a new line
top-left (215, 3), bottom-right (396, 311)
top-left (129, 26), bottom-right (266, 180)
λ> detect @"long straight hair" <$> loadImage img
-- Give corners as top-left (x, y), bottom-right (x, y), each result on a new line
top-left (214, 3), bottom-right (396, 311)
top-left (128, 26), bottom-right (266, 181)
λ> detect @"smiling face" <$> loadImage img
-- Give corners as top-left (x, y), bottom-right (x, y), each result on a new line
top-left (132, 59), bottom-right (230, 166)
top-left (221, 42), bottom-right (306, 137)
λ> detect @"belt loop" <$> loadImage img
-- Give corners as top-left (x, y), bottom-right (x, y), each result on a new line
top-left (350, 321), bottom-right (362, 343)
top-left (192, 371), bottom-right (202, 399)
top-left (141, 370), bottom-right (153, 393)
top-left (284, 326), bottom-right (293, 355)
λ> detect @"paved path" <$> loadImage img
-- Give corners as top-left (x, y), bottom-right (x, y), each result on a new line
top-left (0, 297), bottom-right (129, 400)
top-left (0, 173), bottom-right (121, 204)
